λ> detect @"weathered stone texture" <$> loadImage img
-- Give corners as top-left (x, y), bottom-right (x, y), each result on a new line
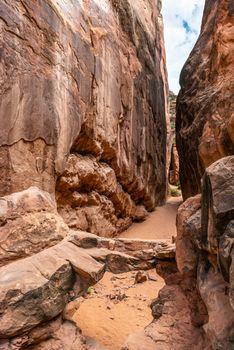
top-left (0, 239), bottom-right (106, 339)
top-left (176, 156), bottom-right (234, 349)
top-left (176, 194), bottom-right (201, 276)
top-left (123, 275), bottom-right (210, 350)
top-left (0, 0), bottom-right (168, 235)
top-left (0, 187), bottom-right (69, 267)
top-left (176, 0), bottom-right (234, 199)
top-left (0, 317), bottom-right (87, 350)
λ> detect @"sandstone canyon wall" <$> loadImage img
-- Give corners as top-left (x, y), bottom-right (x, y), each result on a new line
top-left (177, 0), bottom-right (234, 199)
top-left (175, 156), bottom-right (234, 350)
top-left (0, 0), bottom-right (168, 236)
top-left (0, 0), bottom-right (169, 348)
top-left (174, 1), bottom-right (234, 348)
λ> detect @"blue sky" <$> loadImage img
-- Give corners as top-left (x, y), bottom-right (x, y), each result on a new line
top-left (162, 0), bottom-right (205, 93)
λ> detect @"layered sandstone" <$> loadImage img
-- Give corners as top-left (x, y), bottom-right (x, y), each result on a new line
top-left (0, 0), bottom-right (168, 236)
top-left (177, 0), bottom-right (234, 199)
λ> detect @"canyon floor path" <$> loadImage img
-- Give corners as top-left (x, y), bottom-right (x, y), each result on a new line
top-left (74, 196), bottom-right (182, 349)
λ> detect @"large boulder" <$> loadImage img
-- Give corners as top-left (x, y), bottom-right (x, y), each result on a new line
top-left (198, 260), bottom-right (234, 349)
top-left (0, 240), bottom-right (105, 338)
top-left (176, 0), bottom-right (234, 199)
top-left (176, 194), bottom-right (201, 275)
top-left (0, 317), bottom-right (87, 350)
top-left (0, 187), bottom-right (69, 266)
top-left (201, 156), bottom-right (234, 254)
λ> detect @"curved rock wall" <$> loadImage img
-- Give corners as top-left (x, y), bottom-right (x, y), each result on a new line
top-left (176, 0), bottom-right (234, 199)
top-left (0, 0), bottom-right (168, 236)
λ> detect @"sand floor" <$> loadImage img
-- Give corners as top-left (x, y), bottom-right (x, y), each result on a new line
top-left (120, 196), bottom-right (182, 240)
top-left (74, 270), bottom-right (164, 350)
top-left (74, 196), bottom-right (181, 349)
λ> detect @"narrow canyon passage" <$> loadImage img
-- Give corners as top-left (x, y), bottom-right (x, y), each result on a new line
top-left (0, 1), bottom-right (233, 349)
top-left (73, 197), bottom-right (181, 349)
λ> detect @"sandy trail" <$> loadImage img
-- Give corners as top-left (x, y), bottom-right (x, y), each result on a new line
top-left (74, 196), bottom-right (181, 349)
top-left (120, 196), bottom-right (182, 240)
top-left (74, 270), bottom-right (164, 350)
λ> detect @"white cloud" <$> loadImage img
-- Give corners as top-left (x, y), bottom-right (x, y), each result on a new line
top-left (162, 0), bottom-right (205, 93)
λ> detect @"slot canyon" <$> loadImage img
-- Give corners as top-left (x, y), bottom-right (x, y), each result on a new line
top-left (0, 0), bottom-right (233, 349)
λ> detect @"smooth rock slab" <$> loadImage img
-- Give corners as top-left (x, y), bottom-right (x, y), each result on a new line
top-left (52, 241), bottom-right (105, 284)
top-left (0, 241), bottom-right (105, 338)
top-left (69, 230), bottom-right (175, 261)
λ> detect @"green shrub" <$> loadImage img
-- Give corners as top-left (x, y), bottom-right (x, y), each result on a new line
top-left (175, 180), bottom-right (181, 189)
top-left (170, 187), bottom-right (180, 197)
top-left (86, 287), bottom-right (93, 294)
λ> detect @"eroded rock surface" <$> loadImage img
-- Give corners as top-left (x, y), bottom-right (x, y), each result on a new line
top-left (0, 187), bottom-right (68, 267)
top-left (0, 317), bottom-right (87, 350)
top-left (66, 230), bottom-right (175, 274)
top-left (176, 194), bottom-right (201, 275)
top-left (175, 156), bottom-right (234, 349)
top-left (177, 0), bottom-right (234, 199)
top-left (0, 239), bottom-right (105, 338)
top-left (175, 1), bottom-right (234, 346)
top-left (0, 0), bottom-right (168, 236)
top-left (123, 284), bottom-right (209, 350)
top-left (56, 155), bottom-right (148, 236)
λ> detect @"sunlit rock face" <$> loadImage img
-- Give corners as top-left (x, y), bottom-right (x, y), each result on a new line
top-left (0, 0), bottom-right (168, 236)
top-left (176, 0), bottom-right (234, 200)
